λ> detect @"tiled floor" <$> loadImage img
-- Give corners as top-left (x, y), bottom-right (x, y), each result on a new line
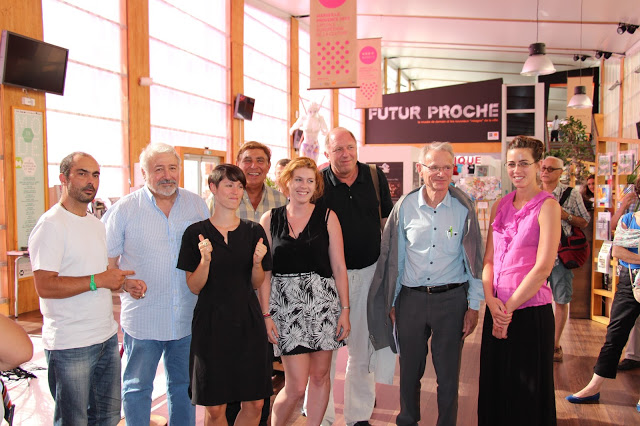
top-left (7, 300), bottom-right (640, 425)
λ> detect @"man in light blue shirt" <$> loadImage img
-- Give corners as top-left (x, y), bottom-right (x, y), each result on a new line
top-left (103, 142), bottom-right (209, 426)
top-left (368, 142), bottom-right (484, 426)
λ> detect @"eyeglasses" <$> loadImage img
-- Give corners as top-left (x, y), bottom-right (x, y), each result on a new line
top-left (505, 161), bottom-right (536, 170)
top-left (540, 166), bottom-right (563, 172)
top-left (418, 163), bottom-right (454, 174)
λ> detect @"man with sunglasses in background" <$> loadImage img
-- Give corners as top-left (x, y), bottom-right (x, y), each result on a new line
top-left (540, 156), bottom-right (590, 362)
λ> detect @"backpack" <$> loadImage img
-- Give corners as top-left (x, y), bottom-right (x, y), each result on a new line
top-left (557, 187), bottom-right (590, 269)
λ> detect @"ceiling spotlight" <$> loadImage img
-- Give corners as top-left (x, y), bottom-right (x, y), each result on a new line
top-left (573, 54), bottom-right (580, 61)
top-left (628, 24), bottom-right (639, 34)
top-left (618, 23), bottom-right (627, 34)
top-left (581, 55), bottom-right (588, 61)
top-left (604, 51), bottom-right (612, 59)
top-left (595, 50), bottom-right (603, 59)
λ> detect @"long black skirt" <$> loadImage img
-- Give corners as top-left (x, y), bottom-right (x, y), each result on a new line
top-left (478, 303), bottom-right (556, 426)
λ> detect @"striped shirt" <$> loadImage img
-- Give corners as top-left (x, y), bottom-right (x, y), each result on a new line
top-left (208, 184), bottom-right (287, 222)
top-left (550, 183), bottom-right (591, 236)
top-left (103, 186), bottom-right (210, 341)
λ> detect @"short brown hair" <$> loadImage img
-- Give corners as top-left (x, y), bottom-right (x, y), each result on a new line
top-left (278, 157), bottom-right (324, 202)
top-left (208, 164), bottom-right (247, 188)
top-left (60, 152), bottom-right (93, 178)
top-left (507, 136), bottom-right (544, 162)
top-left (276, 158), bottom-right (291, 168)
top-left (236, 141), bottom-right (271, 163)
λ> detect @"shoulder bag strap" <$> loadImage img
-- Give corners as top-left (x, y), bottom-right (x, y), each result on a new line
top-left (559, 187), bottom-right (573, 207)
top-left (558, 187), bottom-right (573, 240)
top-left (369, 164), bottom-right (382, 229)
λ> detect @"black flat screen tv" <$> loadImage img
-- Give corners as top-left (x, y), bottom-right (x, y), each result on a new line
top-left (234, 93), bottom-right (255, 121)
top-left (0, 30), bottom-right (69, 95)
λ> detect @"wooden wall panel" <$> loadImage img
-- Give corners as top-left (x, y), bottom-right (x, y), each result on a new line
top-left (289, 17), bottom-right (299, 160)
top-left (0, 0), bottom-right (46, 315)
top-left (332, 89), bottom-right (339, 129)
top-left (126, 0), bottom-right (151, 181)
top-left (230, 0), bottom-right (244, 162)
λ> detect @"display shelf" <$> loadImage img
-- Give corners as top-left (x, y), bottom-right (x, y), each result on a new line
top-left (593, 288), bottom-right (613, 297)
top-left (591, 315), bottom-right (610, 325)
top-left (591, 136), bottom-right (640, 324)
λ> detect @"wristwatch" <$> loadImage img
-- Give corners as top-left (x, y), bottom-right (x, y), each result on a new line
top-left (566, 214), bottom-right (573, 223)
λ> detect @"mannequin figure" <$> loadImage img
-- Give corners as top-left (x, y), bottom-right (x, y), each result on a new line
top-left (289, 101), bottom-right (328, 162)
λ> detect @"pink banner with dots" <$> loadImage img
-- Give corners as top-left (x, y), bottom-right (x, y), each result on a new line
top-left (309, 0), bottom-right (358, 89)
top-left (356, 38), bottom-right (382, 109)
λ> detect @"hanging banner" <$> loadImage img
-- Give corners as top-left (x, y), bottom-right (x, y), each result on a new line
top-left (310, 0), bottom-right (357, 89)
top-left (365, 79), bottom-right (503, 144)
top-left (356, 38), bottom-right (382, 109)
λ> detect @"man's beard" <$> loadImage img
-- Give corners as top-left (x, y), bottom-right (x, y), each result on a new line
top-left (149, 179), bottom-right (178, 197)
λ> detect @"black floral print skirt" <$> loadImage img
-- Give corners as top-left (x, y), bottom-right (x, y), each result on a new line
top-left (270, 272), bottom-right (345, 356)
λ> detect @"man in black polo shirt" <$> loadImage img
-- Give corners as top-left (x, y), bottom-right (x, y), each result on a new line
top-left (310, 127), bottom-right (395, 426)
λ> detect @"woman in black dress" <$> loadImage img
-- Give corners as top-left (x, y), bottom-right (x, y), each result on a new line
top-left (258, 157), bottom-right (350, 426)
top-left (178, 164), bottom-right (271, 426)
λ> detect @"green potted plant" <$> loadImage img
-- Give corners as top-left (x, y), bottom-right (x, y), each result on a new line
top-left (546, 116), bottom-right (595, 185)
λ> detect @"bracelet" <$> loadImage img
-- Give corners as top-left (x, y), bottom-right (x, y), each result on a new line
top-left (89, 275), bottom-right (97, 291)
top-left (263, 312), bottom-right (271, 318)
top-left (122, 280), bottom-right (128, 293)
top-left (342, 306), bottom-right (350, 310)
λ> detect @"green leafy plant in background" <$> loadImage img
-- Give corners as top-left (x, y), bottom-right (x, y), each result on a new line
top-left (626, 161), bottom-right (640, 185)
top-left (546, 116), bottom-right (595, 184)
top-left (265, 176), bottom-right (277, 190)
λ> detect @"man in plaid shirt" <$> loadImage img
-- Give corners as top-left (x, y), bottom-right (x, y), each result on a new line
top-left (541, 156), bottom-right (591, 362)
top-left (208, 141), bottom-right (287, 222)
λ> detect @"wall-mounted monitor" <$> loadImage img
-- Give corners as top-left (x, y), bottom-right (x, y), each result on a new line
top-left (234, 93), bottom-right (255, 121)
top-left (0, 30), bottom-right (69, 96)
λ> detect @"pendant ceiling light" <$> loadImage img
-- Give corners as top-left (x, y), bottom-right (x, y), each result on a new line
top-left (568, 85), bottom-right (593, 108)
top-left (521, 0), bottom-right (556, 76)
top-left (568, 0), bottom-right (593, 109)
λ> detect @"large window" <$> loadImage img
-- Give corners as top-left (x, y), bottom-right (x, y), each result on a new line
top-left (149, 0), bottom-right (228, 152)
top-left (602, 60), bottom-right (621, 138)
top-left (243, 4), bottom-right (289, 168)
top-left (623, 49), bottom-right (640, 139)
top-left (338, 88), bottom-right (362, 144)
top-left (42, 0), bottom-right (127, 199)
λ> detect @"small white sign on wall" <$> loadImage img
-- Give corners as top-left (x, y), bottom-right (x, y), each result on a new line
top-left (17, 257), bottom-right (33, 279)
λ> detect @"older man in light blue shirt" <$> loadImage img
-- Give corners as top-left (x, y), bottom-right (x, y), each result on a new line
top-left (368, 142), bottom-right (483, 426)
top-left (103, 142), bottom-right (209, 426)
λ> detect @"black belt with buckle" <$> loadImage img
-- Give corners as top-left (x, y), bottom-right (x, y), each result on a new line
top-left (407, 282), bottom-right (466, 294)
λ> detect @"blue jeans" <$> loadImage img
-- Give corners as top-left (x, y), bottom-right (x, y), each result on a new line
top-left (122, 332), bottom-right (194, 426)
top-left (45, 333), bottom-right (121, 426)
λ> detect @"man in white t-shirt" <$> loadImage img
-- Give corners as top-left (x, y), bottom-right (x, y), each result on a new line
top-left (551, 115), bottom-right (561, 141)
top-left (29, 152), bottom-right (134, 425)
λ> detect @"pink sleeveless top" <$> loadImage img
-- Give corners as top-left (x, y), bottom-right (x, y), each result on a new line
top-left (491, 190), bottom-right (553, 309)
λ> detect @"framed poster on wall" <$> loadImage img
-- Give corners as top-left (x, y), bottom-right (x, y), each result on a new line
top-left (13, 108), bottom-right (47, 249)
top-left (370, 161), bottom-right (404, 203)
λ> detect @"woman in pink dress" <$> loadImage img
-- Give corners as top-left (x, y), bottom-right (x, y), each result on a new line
top-left (478, 136), bottom-right (561, 425)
